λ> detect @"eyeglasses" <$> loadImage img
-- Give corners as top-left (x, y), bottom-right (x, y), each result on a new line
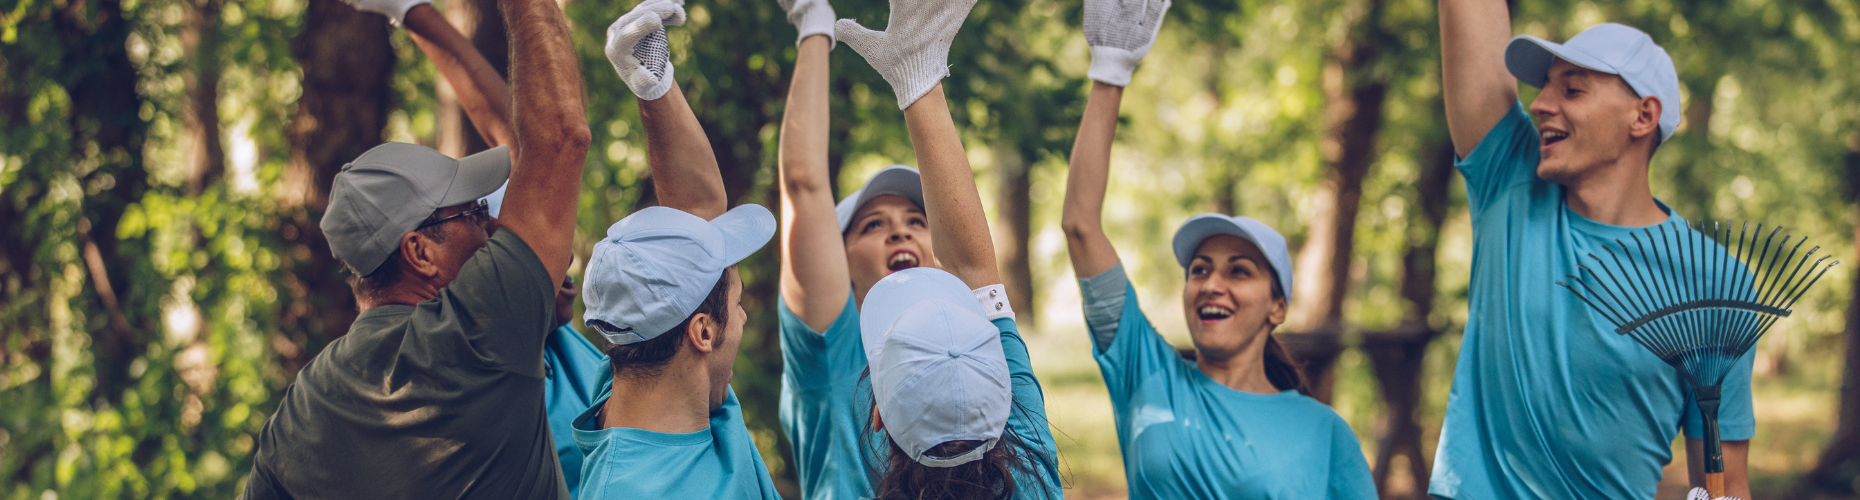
top-left (416, 200), bottom-right (491, 230)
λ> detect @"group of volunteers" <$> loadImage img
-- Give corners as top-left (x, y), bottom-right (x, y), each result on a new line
top-left (237, 0), bottom-right (1760, 496)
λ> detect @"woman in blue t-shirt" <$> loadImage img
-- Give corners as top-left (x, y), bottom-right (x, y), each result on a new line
top-left (1059, 1), bottom-right (1377, 497)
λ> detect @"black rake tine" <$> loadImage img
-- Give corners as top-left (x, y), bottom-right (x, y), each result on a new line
top-left (1601, 244), bottom-right (1659, 323)
top-left (1638, 230), bottom-right (1688, 353)
top-left (1575, 263), bottom-right (1638, 326)
top-left (1768, 242), bottom-right (1819, 310)
top-left (1559, 279), bottom-right (1629, 327)
top-left (1567, 269), bottom-right (1633, 327)
top-left (1759, 235), bottom-right (1809, 308)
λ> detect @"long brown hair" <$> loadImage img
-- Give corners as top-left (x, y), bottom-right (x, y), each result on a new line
top-left (862, 374), bottom-right (1057, 500)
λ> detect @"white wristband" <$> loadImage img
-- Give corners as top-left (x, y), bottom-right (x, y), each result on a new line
top-left (972, 284), bottom-right (1015, 322)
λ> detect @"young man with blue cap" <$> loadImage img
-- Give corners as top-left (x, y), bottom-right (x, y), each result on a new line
top-left (829, 0), bottom-right (1064, 497)
top-left (562, 2), bottom-right (781, 499)
top-left (242, 0), bottom-right (591, 496)
top-left (1433, 2), bottom-right (1753, 498)
top-left (765, 0), bottom-right (952, 496)
top-left (1060, 1), bottom-right (1376, 495)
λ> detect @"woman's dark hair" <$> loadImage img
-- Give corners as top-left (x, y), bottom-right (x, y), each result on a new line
top-left (860, 370), bottom-right (1058, 500)
top-left (601, 268), bottom-right (734, 380)
top-left (1178, 264), bottom-right (1309, 395)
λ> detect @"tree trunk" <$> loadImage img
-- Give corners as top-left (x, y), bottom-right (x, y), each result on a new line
top-left (437, 0), bottom-right (507, 157)
top-left (1802, 144), bottom-right (1860, 496)
top-left (183, 0), bottom-right (225, 195)
top-left (995, 144), bottom-right (1036, 323)
top-left (276, 0), bottom-right (395, 376)
top-left (56, 0), bottom-right (153, 403)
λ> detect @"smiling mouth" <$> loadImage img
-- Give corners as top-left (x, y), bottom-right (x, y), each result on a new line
top-left (1541, 130), bottom-right (1569, 147)
top-left (1197, 305), bottom-right (1234, 321)
top-left (886, 251), bottom-right (920, 272)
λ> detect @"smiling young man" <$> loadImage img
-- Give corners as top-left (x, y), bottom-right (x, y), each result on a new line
top-left (242, 0), bottom-right (589, 496)
top-left (1431, 2), bottom-right (1754, 499)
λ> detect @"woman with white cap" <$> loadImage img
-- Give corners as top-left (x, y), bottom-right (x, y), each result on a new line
top-left (785, 0), bottom-right (1066, 497)
top-left (1058, 0), bottom-right (1375, 498)
top-left (766, 0), bottom-right (951, 497)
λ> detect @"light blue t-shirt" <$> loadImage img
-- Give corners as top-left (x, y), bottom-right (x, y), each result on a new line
top-left (571, 380), bottom-right (782, 500)
top-left (1428, 102), bottom-right (1756, 499)
top-left (542, 324), bottom-right (605, 497)
top-left (778, 298), bottom-right (1065, 500)
top-left (1078, 267), bottom-right (1376, 500)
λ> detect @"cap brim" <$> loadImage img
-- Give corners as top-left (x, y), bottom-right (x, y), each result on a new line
top-left (858, 267), bottom-right (986, 367)
top-left (439, 145), bottom-right (511, 207)
top-left (1173, 215), bottom-right (1265, 268)
top-left (836, 165), bottom-right (925, 232)
top-left (1504, 35), bottom-right (1617, 88)
top-left (712, 204), bottom-right (777, 266)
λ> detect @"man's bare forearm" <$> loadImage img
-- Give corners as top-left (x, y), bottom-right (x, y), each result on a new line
top-left (640, 85), bottom-right (728, 220)
top-left (498, 0), bottom-right (590, 285)
top-left (404, 4), bottom-right (514, 147)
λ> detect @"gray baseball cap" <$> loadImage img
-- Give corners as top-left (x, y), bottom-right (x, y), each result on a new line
top-left (1505, 23), bottom-right (1682, 143)
top-left (321, 143), bottom-right (510, 276)
top-left (835, 165), bottom-right (924, 233)
top-left (1172, 213), bottom-right (1295, 300)
top-left (859, 267), bottom-right (1011, 468)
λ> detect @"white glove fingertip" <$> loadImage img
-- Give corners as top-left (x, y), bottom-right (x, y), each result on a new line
top-left (833, 19), bottom-right (880, 49)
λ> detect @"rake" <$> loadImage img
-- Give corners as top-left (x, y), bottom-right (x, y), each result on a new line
top-left (1556, 221), bottom-right (1836, 497)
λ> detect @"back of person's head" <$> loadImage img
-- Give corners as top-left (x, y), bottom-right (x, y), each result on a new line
top-left (581, 205), bottom-right (773, 406)
top-left (858, 267), bottom-right (1054, 500)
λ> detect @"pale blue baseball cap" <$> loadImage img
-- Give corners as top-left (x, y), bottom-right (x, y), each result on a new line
top-left (1172, 213), bottom-right (1295, 300)
top-left (859, 267), bottom-right (1011, 468)
top-left (582, 204), bottom-right (776, 345)
top-left (835, 165), bottom-right (924, 233)
top-left (1505, 23), bottom-right (1682, 143)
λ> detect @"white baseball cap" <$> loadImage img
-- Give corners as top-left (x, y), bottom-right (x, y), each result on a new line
top-left (581, 204), bottom-right (776, 345)
top-left (835, 165), bottom-right (924, 233)
top-left (859, 267), bottom-right (1011, 468)
top-left (1172, 213), bottom-right (1295, 300)
top-left (1505, 23), bottom-right (1682, 144)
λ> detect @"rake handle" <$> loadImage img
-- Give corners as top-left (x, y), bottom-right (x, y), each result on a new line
top-left (1695, 385), bottom-right (1725, 497)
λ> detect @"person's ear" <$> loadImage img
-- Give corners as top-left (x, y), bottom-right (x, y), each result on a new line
top-left (1266, 296), bottom-right (1288, 328)
top-left (687, 313), bottom-right (718, 354)
top-left (400, 232), bottom-right (442, 279)
top-left (1630, 95), bottom-right (1662, 141)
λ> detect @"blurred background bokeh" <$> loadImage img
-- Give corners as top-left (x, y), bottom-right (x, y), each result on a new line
top-left (4, 0), bottom-right (1859, 497)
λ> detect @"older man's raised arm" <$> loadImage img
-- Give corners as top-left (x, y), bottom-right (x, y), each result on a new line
top-left (496, 0), bottom-right (592, 286)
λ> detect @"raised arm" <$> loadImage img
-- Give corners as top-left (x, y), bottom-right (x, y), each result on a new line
top-left (403, 4), bottom-right (515, 148)
top-left (605, 1), bottom-right (727, 219)
top-left (903, 86), bottom-right (998, 289)
top-left (1064, 0), bottom-right (1168, 278)
top-left (496, 0), bottom-right (591, 286)
top-left (1439, 0), bottom-right (1519, 157)
top-left (1061, 82), bottom-right (1125, 279)
top-left (777, 33), bottom-right (851, 330)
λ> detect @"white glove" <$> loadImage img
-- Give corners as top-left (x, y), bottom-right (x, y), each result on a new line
top-left (605, 0), bottom-right (686, 101)
top-left (339, 0), bottom-right (429, 26)
top-left (833, 0), bottom-right (978, 109)
top-left (1686, 487), bottom-right (1747, 500)
top-left (1083, 0), bottom-right (1170, 86)
top-left (778, 0), bottom-right (836, 47)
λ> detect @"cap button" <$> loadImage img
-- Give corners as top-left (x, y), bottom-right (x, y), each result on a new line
top-left (947, 349), bottom-right (961, 358)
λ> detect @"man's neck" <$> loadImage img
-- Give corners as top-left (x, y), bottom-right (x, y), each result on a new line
top-left (1561, 157), bottom-right (1668, 227)
top-left (602, 362), bottom-right (712, 434)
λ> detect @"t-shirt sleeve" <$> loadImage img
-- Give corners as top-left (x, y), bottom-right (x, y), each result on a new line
top-left (419, 229), bottom-right (556, 377)
top-left (994, 318), bottom-right (1065, 498)
top-left (1326, 413), bottom-right (1378, 500)
top-left (778, 296), bottom-right (855, 395)
top-left (1078, 263), bottom-right (1130, 353)
top-left (1091, 282), bottom-right (1184, 401)
top-left (1456, 101), bottom-right (1541, 213)
top-left (1684, 348), bottom-right (1756, 441)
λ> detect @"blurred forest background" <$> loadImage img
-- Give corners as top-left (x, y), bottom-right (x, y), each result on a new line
top-left (5, 0), bottom-right (1860, 497)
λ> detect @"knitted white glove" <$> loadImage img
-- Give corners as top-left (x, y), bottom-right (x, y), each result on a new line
top-left (834, 0), bottom-right (977, 109)
top-left (1686, 487), bottom-right (1746, 500)
top-left (338, 0), bottom-right (429, 26)
top-left (1083, 0), bottom-right (1170, 86)
top-left (605, 0), bottom-right (686, 101)
top-left (778, 0), bottom-right (836, 47)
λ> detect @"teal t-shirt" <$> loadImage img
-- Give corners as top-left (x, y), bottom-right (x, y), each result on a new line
top-left (571, 381), bottom-right (782, 500)
top-left (779, 298), bottom-right (1064, 500)
top-left (778, 296), bottom-right (878, 499)
top-left (1428, 102), bottom-right (1756, 499)
top-left (543, 324), bottom-right (605, 497)
top-left (1079, 269), bottom-right (1375, 500)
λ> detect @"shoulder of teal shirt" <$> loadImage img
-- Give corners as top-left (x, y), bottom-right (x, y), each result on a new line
top-left (1455, 101), bottom-right (1542, 213)
top-left (1313, 393), bottom-right (1377, 500)
top-left (1093, 280), bottom-right (1190, 403)
top-left (777, 295), bottom-right (859, 394)
top-left (991, 318), bottom-right (1065, 499)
